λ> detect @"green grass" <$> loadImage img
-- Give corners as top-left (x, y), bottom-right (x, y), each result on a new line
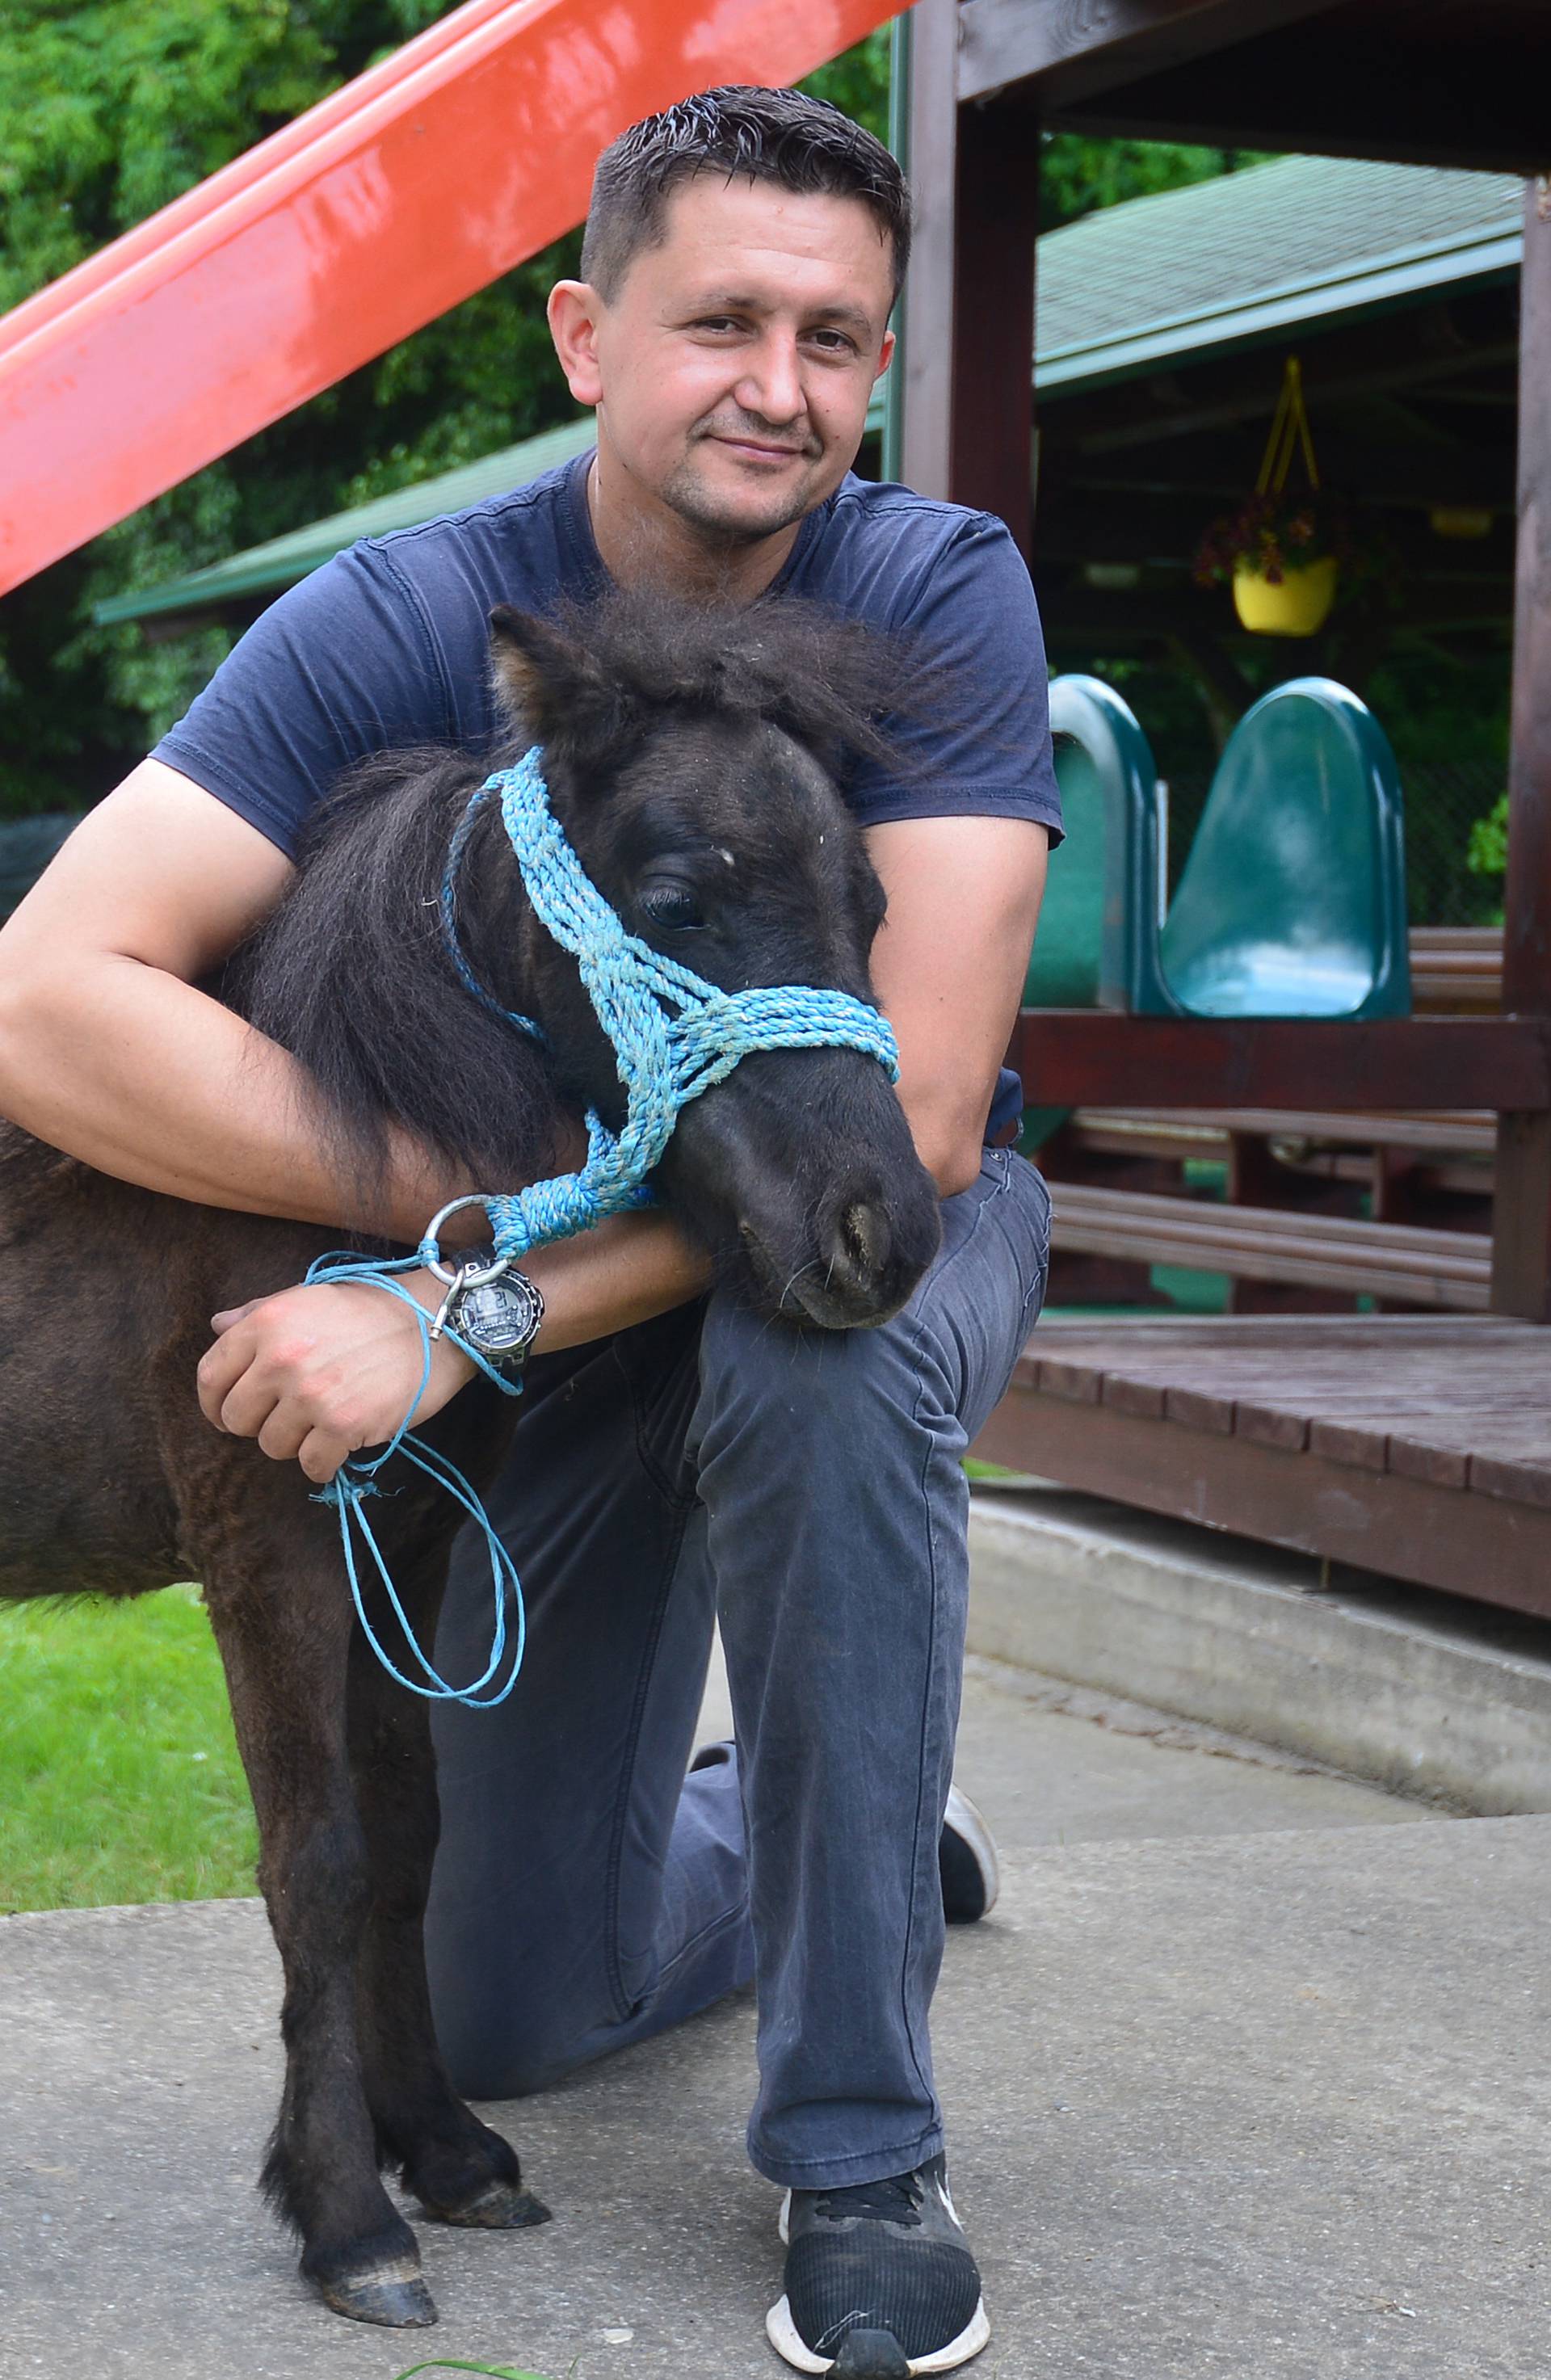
top-left (0, 1583), bottom-right (258, 1914)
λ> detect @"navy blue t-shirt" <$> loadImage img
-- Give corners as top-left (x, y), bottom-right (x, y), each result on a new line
top-left (158, 451), bottom-right (1061, 1134)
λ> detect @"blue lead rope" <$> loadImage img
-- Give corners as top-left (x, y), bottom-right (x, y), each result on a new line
top-left (313, 744), bottom-right (900, 1707)
top-left (305, 1255), bottom-right (529, 1706)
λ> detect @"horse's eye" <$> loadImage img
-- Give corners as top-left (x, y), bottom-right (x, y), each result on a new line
top-left (640, 882), bottom-right (705, 931)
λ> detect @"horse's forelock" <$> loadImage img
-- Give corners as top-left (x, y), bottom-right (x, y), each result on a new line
top-left (508, 590), bottom-right (914, 781)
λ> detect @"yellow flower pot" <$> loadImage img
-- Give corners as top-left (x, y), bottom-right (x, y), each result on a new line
top-left (1232, 554), bottom-right (1339, 636)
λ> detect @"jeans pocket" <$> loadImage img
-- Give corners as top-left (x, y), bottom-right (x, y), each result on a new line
top-left (991, 1153), bottom-right (1051, 1340)
top-left (1018, 1161), bottom-right (1053, 1336)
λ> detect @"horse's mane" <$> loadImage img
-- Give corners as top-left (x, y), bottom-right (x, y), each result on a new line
top-left (233, 746), bottom-right (557, 1208)
top-left (233, 588), bottom-right (914, 1221)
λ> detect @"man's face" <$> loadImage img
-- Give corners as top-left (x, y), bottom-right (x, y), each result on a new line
top-left (554, 174), bottom-right (896, 549)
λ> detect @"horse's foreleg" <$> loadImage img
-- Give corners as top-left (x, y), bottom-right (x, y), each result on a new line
top-left (204, 1545), bottom-right (437, 2328)
top-left (346, 1554), bottom-right (551, 2234)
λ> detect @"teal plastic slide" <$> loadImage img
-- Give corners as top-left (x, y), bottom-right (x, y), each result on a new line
top-left (1024, 674), bottom-right (1410, 1022)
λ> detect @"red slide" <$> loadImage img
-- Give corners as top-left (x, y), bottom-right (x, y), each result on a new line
top-left (0, 0), bottom-right (897, 597)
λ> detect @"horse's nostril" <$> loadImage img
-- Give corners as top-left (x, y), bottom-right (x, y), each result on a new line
top-left (837, 1199), bottom-right (890, 1283)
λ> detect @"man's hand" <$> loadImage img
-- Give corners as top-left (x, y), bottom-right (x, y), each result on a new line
top-left (197, 1280), bottom-right (476, 1485)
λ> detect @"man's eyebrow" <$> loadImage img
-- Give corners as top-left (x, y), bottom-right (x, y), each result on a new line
top-left (684, 291), bottom-right (878, 334)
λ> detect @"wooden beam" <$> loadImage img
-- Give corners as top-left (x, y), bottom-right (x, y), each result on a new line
top-left (1068, 438), bottom-right (1516, 514)
top-left (1045, 15), bottom-right (1551, 175)
top-left (948, 95), bottom-right (1039, 545)
top-left (1007, 1014), bottom-right (1551, 1113)
top-left (1061, 318), bottom-right (1521, 460)
top-left (897, 6), bottom-right (1038, 549)
top-left (1502, 185), bottom-right (1551, 1019)
top-left (1059, 95), bottom-right (1551, 180)
top-left (898, 0), bottom-right (959, 502)
top-left (957, 0), bottom-right (1337, 109)
top-left (1492, 182), bottom-right (1551, 1322)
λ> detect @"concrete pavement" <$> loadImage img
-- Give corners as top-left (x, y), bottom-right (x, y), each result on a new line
top-left (4, 1659), bottom-right (1545, 2378)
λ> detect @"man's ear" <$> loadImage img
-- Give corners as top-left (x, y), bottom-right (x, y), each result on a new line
top-left (490, 605), bottom-right (622, 751)
top-left (547, 280), bottom-right (605, 407)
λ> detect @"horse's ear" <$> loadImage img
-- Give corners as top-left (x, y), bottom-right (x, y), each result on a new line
top-left (489, 605), bottom-right (572, 736)
top-left (489, 604), bottom-right (624, 754)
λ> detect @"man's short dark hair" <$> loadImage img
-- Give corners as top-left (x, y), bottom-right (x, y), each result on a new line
top-left (581, 85), bottom-right (911, 306)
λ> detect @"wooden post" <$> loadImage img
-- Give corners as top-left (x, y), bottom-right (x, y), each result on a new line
top-left (948, 95), bottom-right (1040, 550)
top-left (897, 0), bottom-right (1038, 553)
top-left (1490, 179), bottom-right (1551, 1322)
top-left (899, 0), bottom-right (960, 502)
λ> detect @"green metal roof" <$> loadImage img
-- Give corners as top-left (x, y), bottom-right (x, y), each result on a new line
top-left (97, 153), bottom-right (1524, 629)
top-left (1035, 153), bottom-right (1524, 393)
top-left (95, 414), bottom-right (599, 625)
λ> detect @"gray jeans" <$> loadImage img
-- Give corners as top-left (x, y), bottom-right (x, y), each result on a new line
top-left (425, 1148), bottom-right (1051, 2191)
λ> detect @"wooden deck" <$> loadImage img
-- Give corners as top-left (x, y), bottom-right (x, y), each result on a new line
top-left (973, 1315), bottom-right (1551, 1621)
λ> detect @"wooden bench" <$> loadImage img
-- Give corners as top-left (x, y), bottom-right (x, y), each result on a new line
top-left (973, 1313), bottom-right (1551, 1621)
top-left (1046, 1180), bottom-right (1492, 1309)
top-left (1410, 925), bottom-right (1503, 1014)
top-left (1032, 1105), bottom-right (1494, 1311)
top-left (1015, 923), bottom-right (1507, 1307)
top-left (1053, 1105), bottom-right (1494, 1201)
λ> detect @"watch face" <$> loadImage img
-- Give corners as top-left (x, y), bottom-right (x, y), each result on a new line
top-left (457, 1272), bottom-right (544, 1356)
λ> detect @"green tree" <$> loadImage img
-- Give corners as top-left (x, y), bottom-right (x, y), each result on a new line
top-left (0, 0), bottom-right (580, 812)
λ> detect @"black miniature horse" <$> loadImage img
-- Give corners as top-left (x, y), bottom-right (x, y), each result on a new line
top-left (0, 595), bottom-right (942, 2327)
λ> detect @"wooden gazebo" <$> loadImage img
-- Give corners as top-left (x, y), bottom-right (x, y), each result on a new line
top-left (893, 0), bottom-right (1551, 1617)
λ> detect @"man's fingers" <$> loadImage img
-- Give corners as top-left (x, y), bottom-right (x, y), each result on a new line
top-left (192, 1279), bottom-right (461, 1480)
top-left (297, 1427), bottom-right (351, 1486)
top-left (211, 1299), bottom-right (261, 1333)
top-left (256, 1408), bottom-right (311, 1464)
top-left (196, 1323), bottom-right (255, 1428)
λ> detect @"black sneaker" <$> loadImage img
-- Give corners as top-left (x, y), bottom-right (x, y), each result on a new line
top-left (766, 2154), bottom-right (990, 2374)
top-left (939, 1785), bottom-right (999, 1925)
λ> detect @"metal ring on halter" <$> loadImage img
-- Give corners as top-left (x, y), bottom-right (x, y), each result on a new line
top-left (419, 1196), bottom-right (512, 1287)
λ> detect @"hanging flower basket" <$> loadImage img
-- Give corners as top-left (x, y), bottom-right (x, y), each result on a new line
top-left (1194, 358), bottom-right (1350, 637)
top-left (1231, 549), bottom-right (1340, 636)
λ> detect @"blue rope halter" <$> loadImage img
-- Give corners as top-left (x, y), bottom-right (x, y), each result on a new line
top-left (306, 744), bottom-right (900, 1705)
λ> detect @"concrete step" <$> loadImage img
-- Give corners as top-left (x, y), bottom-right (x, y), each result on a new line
top-left (700, 1630), bottom-right (1431, 1854)
top-left (969, 1481), bottom-right (1551, 1814)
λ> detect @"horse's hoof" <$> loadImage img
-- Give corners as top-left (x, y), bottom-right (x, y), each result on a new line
top-left (318, 2254), bottom-right (438, 2327)
top-left (421, 2176), bottom-right (553, 2230)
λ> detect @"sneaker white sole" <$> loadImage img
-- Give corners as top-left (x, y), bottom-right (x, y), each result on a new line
top-left (943, 1782), bottom-right (999, 1919)
top-left (765, 2289), bottom-right (990, 2374)
top-left (770, 2193), bottom-right (990, 2374)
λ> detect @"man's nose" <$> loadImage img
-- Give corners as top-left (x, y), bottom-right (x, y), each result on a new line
top-left (736, 334), bottom-right (805, 428)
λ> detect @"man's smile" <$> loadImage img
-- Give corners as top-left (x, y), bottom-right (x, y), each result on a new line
top-left (705, 431), bottom-right (815, 463)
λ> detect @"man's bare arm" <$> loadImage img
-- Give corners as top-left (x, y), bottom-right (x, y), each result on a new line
top-left (865, 814), bottom-right (1049, 1197)
top-left (0, 760), bottom-right (467, 1235)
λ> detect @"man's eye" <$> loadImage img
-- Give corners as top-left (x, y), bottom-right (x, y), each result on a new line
top-left (640, 883), bottom-right (705, 931)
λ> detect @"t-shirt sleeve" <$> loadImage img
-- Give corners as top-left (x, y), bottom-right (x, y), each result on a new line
top-left (848, 511), bottom-right (1063, 846)
top-left (153, 543), bottom-right (455, 859)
